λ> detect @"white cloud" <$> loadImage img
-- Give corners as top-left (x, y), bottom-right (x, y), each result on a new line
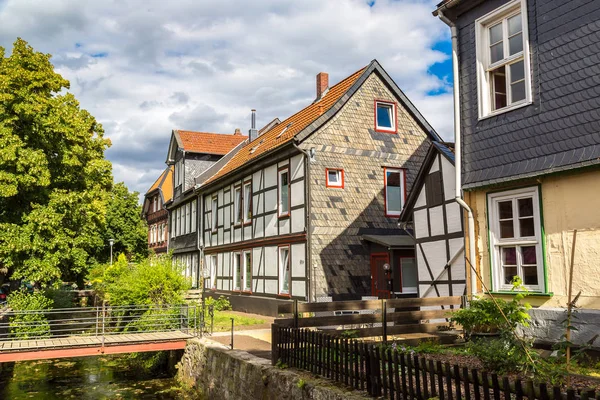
top-left (0, 0), bottom-right (453, 196)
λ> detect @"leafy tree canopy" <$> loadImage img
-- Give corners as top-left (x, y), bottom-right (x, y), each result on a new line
top-left (0, 38), bottom-right (118, 287)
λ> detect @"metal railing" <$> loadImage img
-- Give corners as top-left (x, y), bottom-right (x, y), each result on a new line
top-left (0, 303), bottom-right (200, 344)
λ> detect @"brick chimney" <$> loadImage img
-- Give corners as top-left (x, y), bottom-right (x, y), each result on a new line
top-left (316, 72), bottom-right (329, 99)
top-left (234, 128), bottom-right (242, 136)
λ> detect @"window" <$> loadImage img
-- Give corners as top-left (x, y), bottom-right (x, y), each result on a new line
top-left (243, 250), bottom-right (252, 292)
top-left (183, 204), bottom-right (188, 235)
top-left (384, 167), bottom-right (405, 217)
top-left (278, 246), bottom-right (291, 295)
top-left (400, 257), bottom-right (418, 294)
top-left (210, 255), bottom-right (217, 290)
top-left (476, 0), bottom-right (531, 118)
top-left (325, 168), bottom-right (344, 188)
top-left (171, 213), bottom-right (176, 238)
top-left (425, 171), bottom-right (443, 207)
top-left (191, 201), bottom-right (196, 232)
top-left (374, 101), bottom-right (397, 133)
top-left (153, 197), bottom-right (157, 212)
top-left (175, 159), bottom-right (184, 187)
top-left (488, 186), bottom-right (544, 292)
top-left (233, 185), bottom-right (242, 225)
top-left (233, 252), bottom-right (242, 291)
top-left (278, 167), bottom-right (290, 217)
top-left (158, 224), bottom-right (163, 243)
top-left (243, 181), bottom-right (252, 224)
top-left (211, 196), bottom-right (218, 232)
top-left (177, 207), bottom-right (182, 236)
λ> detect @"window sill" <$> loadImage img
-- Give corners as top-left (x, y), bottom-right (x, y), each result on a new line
top-left (278, 214), bottom-right (290, 220)
top-left (489, 291), bottom-right (554, 298)
top-left (374, 128), bottom-right (397, 134)
top-left (277, 293), bottom-right (291, 299)
top-left (243, 221), bottom-right (252, 227)
top-left (478, 100), bottom-right (532, 121)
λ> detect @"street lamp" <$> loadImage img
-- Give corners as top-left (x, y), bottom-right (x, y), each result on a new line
top-left (109, 239), bottom-right (114, 265)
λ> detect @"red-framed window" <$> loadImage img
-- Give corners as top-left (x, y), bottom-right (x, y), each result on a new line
top-left (374, 100), bottom-right (397, 133)
top-left (277, 166), bottom-right (290, 218)
top-left (325, 168), bottom-right (344, 188)
top-left (384, 167), bottom-right (406, 217)
top-left (278, 245), bottom-right (291, 296)
top-left (242, 250), bottom-right (252, 293)
top-left (243, 180), bottom-right (252, 225)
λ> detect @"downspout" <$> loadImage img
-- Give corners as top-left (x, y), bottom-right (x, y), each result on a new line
top-left (437, 10), bottom-right (478, 297)
top-left (293, 141), bottom-right (313, 302)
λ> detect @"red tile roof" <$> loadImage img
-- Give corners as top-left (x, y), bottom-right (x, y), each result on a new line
top-left (176, 130), bottom-right (248, 155)
top-left (203, 66), bottom-right (366, 185)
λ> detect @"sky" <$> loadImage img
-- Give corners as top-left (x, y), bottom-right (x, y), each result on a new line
top-left (0, 0), bottom-right (454, 197)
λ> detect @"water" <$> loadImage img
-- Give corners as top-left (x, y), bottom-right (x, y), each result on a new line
top-left (0, 354), bottom-right (191, 399)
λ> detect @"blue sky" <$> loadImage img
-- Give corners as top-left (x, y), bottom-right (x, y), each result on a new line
top-left (0, 0), bottom-right (453, 196)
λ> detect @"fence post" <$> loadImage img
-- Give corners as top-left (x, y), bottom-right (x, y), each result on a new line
top-left (271, 324), bottom-right (279, 366)
top-left (293, 299), bottom-right (299, 329)
top-left (230, 318), bottom-right (234, 349)
top-left (101, 301), bottom-right (106, 352)
top-left (382, 299), bottom-right (387, 344)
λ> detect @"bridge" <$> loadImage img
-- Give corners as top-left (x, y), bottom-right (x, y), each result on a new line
top-left (0, 303), bottom-right (199, 362)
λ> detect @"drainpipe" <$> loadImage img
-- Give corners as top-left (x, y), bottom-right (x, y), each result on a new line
top-left (437, 9), bottom-right (478, 297)
top-left (293, 141), bottom-right (314, 302)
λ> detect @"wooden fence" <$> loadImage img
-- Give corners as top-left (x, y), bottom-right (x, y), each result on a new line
top-left (271, 326), bottom-right (599, 400)
top-left (276, 296), bottom-right (464, 341)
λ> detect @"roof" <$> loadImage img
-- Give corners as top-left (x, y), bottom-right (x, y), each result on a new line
top-left (362, 234), bottom-right (414, 249)
top-left (201, 60), bottom-right (441, 187)
top-left (146, 166), bottom-right (174, 203)
top-left (175, 130), bottom-right (248, 155)
top-left (399, 142), bottom-right (455, 223)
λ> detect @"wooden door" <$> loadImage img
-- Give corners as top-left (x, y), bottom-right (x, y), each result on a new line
top-left (370, 253), bottom-right (390, 298)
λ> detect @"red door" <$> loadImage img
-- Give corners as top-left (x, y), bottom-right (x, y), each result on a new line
top-left (370, 253), bottom-right (391, 298)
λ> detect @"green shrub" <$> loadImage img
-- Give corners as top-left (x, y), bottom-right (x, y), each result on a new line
top-left (7, 291), bottom-right (53, 339)
top-left (205, 295), bottom-right (231, 312)
top-left (467, 335), bottom-right (529, 373)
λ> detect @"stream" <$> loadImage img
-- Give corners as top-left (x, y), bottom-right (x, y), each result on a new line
top-left (0, 353), bottom-right (192, 399)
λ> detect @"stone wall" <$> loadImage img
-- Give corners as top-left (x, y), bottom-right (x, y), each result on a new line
top-left (177, 338), bottom-right (369, 400)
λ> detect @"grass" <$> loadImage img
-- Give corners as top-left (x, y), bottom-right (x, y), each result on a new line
top-left (207, 311), bottom-right (265, 332)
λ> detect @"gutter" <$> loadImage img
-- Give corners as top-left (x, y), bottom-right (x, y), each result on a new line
top-left (292, 141), bottom-right (314, 303)
top-left (437, 9), bottom-right (478, 297)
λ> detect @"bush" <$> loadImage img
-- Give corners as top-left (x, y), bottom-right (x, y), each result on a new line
top-left (7, 291), bottom-right (53, 339)
top-left (205, 295), bottom-right (231, 312)
top-left (467, 334), bottom-right (530, 373)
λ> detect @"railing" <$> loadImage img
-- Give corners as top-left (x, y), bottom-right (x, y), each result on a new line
top-left (0, 303), bottom-right (200, 345)
top-left (272, 326), bottom-right (598, 400)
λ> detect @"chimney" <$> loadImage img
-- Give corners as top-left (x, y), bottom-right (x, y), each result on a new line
top-left (248, 109), bottom-right (258, 141)
top-left (234, 128), bottom-right (242, 136)
top-left (316, 72), bottom-right (329, 99)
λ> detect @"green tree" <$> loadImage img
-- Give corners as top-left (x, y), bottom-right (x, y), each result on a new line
top-left (100, 182), bottom-right (148, 263)
top-left (0, 38), bottom-right (112, 287)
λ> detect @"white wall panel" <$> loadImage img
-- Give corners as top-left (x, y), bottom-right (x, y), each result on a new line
top-left (278, 160), bottom-right (289, 168)
top-left (291, 180), bottom-right (304, 207)
top-left (429, 206), bottom-right (445, 236)
top-left (264, 164), bottom-right (277, 188)
top-left (415, 187), bottom-right (427, 208)
top-left (414, 209), bottom-right (429, 239)
top-left (292, 281), bottom-right (306, 298)
top-left (429, 155), bottom-right (440, 173)
top-left (264, 246), bottom-right (278, 276)
top-left (290, 154), bottom-right (304, 180)
top-left (264, 189), bottom-right (277, 212)
top-left (252, 247), bottom-right (263, 276)
top-left (224, 205), bottom-right (231, 227)
top-left (445, 202), bottom-right (462, 233)
top-left (243, 225), bottom-right (252, 240)
top-left (291, 208), bottom-right (305, 233)
top-left (223, 188), bottom-right (230, 204)
top-left (254, 216), bottom-right (264, 238)
top-left (441, 157), bottom-right (455, 201)
top-left (420, 241), bottom-right (448, 280)
top-left (279, 217), bottom-right (290, 235)
top-left (265, 213), bottom-right (277, 237)
top-left (448, 237), bottom-right (466, 280)
top-left (265, 279), bottom-right (278, 294)
top-left (291, 243), bottom-right (305, 278)
top-left (253, 193), bottom-right (262, 216)
top-left (234, 227), bottom-right (241, 242)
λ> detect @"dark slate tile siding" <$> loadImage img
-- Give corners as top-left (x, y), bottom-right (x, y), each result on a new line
top-left (456, 0), bottom-right (600, 188)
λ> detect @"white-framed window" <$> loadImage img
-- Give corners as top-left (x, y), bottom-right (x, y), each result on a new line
top-left (211, 196), bottom-right (218, 232)
top-left (177, 207), bottom-right (182, 236)
top-left (158, 224), bottom-right (162, 243)
top-left (171, 213), bottom-right (176, 239)
top-left (384, 167), bottom-right (405, 217)
top-left (243, 181), bottom-right (252, 224)
top-left (475, 0), bottom-right (531, 118)
top-left (326, 168), bottom-right (344, 188)
top-left (191, 201), bottom-right (196, 233)
top-left (488, 186), bottom-right (544, 292)
top-left (153, 197), bottom-right (157, 212)
top-left (210, 255), bottom-right (217, 290)
top-left (233, 252), bottom-right (242, 291)
top-left (374, 100), bottom-right (397, 133)
top-left (233, 185), bottom-right (242, 225)
top-left (175, 159), bottom-right (184, 187)
top-left (278, 245), bottom-right (291, 295)
top-left (278, 167), bottom-right (290, 217)
top-left (243, 250), bottom-right (252, 292)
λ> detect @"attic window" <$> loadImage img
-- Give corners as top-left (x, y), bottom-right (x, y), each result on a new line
top-left (276, 123), bottom-right (292, 139)
top-left (375, 101), bottom-right (397, 133)
top-left (249, 139), bottom-right (264, 154)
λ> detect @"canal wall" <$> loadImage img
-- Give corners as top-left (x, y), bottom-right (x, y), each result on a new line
top-left (177, 338), bottom-right (369, 400)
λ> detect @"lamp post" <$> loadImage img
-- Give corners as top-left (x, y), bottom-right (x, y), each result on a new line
top-left (109, 239), bottom-right (114, 265)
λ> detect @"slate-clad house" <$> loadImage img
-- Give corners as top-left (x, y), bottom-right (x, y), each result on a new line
top-left (196, 60), bottom-right (441, 313)
top-left (399, 142), bottom-right (466, 300)
top-left (165, 129), bottom-right (247, 288)
top-left (434, 0), bottom-right (600, 344)
top-left (142, 166), bottom-right (173, 254)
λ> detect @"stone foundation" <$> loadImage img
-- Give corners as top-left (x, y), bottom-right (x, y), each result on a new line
top-left (177, 338), bottom-right (368, 400)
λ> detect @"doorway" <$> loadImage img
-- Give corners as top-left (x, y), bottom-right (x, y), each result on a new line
top-left (370, 253), bottom-right (391, 298)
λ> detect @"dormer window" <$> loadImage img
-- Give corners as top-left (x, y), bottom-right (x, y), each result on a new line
top-left (475, 0), bottom-right (531, 118)
top-left (375, 101), bottom-right (397, 133)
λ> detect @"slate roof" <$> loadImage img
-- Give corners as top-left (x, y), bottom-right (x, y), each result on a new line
top-left (399, 142), bottom-right (455, 223)
top-left (200, 60), bottom-right (441, 187)
top-left (455, 0), bottom-right (600, 189)
top-left (146, 166), bottom-right (173, 203)
top-left (176, 130), bottom-right (247, 155)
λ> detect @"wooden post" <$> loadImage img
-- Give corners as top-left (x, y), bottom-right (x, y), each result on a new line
top-left (271, 324), bottom-right (279, 366)
top-left (566, 229), bottom-right (577, 387)
top-left (293, 299), bottom-right (299, 329)
top-left (382, 299), bottom-right (387, 344)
